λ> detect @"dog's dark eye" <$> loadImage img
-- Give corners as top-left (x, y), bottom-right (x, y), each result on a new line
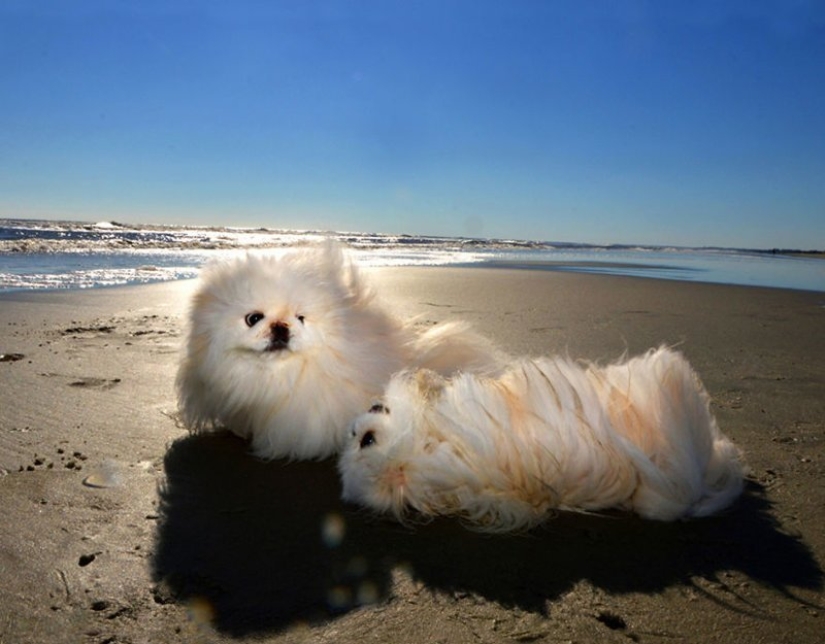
top-left (296, 314), bottom-right (305, 325)
top-left (369, 404), bottom-right (389, 414)
top-left (359, 430), bottom-right (377, 449)
top-left (245, 312), bottom-right (265, 327)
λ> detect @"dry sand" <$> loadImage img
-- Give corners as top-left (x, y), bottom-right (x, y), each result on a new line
top-left (1, 267), bottom-right (823, 643)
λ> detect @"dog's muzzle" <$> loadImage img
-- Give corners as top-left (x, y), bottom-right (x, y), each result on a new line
top-left (266, 321), bottom-right (291, 351)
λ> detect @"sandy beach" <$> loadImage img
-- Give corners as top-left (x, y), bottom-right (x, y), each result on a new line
top-left (1, 267), bottom-right (823, 643)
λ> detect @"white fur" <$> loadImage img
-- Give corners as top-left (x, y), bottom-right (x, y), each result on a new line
top-left (339, 347), bottom-right (746, 530)
top-left (176, 243), bottom-right (505, 460)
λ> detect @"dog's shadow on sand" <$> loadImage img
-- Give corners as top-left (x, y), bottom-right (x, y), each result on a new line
top-left (152, 432), bottom-right (822, 637)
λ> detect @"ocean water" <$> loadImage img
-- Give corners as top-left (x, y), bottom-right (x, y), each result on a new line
top-left (1, 218), bottom-right (823, 294)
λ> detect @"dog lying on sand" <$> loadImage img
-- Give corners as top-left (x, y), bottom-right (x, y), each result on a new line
top-left (340, 347), bottom-right (745, 531)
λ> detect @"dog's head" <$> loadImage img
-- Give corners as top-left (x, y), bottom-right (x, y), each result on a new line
top-left (175, 243), bottom-right (377, 432)
top-left (188, 244), bottom-right (364, 364)
top-left (339, 399), bottom-right (409, 515)
top-left (338, 370), bottom-right (449, 516)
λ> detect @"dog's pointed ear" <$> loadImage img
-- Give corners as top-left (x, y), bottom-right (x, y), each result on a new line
top-left (319, 239), bottom-right (372, 304)
top-left (339, 254), bottom-right (363, 300)
top-left (319, 238), bottom-right (344, 267)
top-left (414, 369), bottom-right (446, 401)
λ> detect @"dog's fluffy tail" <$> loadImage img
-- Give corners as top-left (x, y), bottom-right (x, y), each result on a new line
top-left (599, 347), bottom-right (745, 520)
top-left (412, 321), bottom-right (507, 378)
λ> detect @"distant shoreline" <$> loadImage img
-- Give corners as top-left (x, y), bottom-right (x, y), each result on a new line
top-left (784, 250), bottom-right (825, 260)
top-left (2, 218), bottom-right (823, 293)
top-left (2, 217), bottom-right (823, 256)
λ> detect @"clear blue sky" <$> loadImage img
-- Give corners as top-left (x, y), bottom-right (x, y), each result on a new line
top-left (2, 1), bottom-right (824, 249)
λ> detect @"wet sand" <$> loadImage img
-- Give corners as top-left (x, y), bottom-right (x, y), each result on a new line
top-left (1, 267), bottom-right (823, 643)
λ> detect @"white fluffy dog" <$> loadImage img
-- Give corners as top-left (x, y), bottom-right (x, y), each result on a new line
top-left (176, 243), bottom-right (504, 460)
top-left (339, 347), bottom-right (745, 530)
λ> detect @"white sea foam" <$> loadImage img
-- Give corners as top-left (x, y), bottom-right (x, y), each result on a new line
top-left (0, 219), bottom-right (822, 293)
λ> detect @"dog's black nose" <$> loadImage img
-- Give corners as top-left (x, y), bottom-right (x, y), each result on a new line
top-left (268, 321), bottom-right (290, 349)
top-left (359, 430), bottom-right (377, 449)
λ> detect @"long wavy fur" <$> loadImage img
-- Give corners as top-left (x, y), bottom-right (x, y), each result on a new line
top-left (339, 347), bottom-right (746, 530)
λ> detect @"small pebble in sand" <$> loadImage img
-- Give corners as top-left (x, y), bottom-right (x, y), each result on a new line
top-left (82, 460), bottom-right (122, 488)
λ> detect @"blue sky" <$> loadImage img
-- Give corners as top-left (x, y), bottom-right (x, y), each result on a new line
top-left (2, 1), bottom-right (824, 249)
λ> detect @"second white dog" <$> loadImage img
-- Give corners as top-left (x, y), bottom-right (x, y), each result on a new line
top-left (340, 347), bottom-right (745, 530)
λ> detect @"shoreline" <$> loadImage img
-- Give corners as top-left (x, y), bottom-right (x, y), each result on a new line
top-left (1, 267), bottom-right (823, 643)
top-left (2, 242), bottom-right (824, 296)
top-left (2, 259), bottom-right (824, 301)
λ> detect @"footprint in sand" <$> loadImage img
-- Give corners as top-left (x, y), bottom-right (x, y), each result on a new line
top-left (61, 325), bottom-right (116, 337)
top-left (68, 377), bottom-right (122, 390)
top-left (38, 373), bottom-right (122, 390)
